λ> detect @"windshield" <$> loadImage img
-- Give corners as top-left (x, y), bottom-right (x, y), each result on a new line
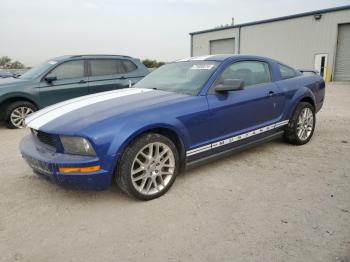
top-left (19, 60), bottom-right (57, 80)
top-left (135, 61), bottom-right (220, 95)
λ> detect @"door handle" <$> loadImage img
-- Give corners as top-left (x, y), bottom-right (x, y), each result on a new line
top-left (120, 76), bottom-right (126, 80)
top-left (79, 80), bottom-right (87, 84)
top-left (268, 91), bottom-right (275, 97)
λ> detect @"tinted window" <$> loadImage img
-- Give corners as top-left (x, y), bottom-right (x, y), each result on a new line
top-left (115, 60), bottom-right (126, 74)
top-left (218, 61), bottom-right (271, 87)
top-left (279, 64), bottom-right (297, 79)
top-left (89, 59), bottom-right (130, 76)
top-left (122, 60), bottom-right (137, 73)
top-left (90, 60), bottom-right (119, 76)
top-left (50, 60), bottom-right (84, 80)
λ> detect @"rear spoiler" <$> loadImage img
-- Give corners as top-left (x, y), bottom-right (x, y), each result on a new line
top-left (298, 69), bottom-right (319, 75)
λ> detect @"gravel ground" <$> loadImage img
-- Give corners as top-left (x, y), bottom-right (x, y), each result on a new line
top-left (0, 82), bottom-right (349, 262)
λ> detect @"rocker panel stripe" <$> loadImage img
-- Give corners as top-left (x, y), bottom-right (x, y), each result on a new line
top-left (186, 120), bottom-right (289, 157)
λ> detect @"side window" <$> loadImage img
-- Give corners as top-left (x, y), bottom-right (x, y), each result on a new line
top-left (90, 59), bottom-right (126, 76)
top-left (50, 60), bottom-right (84, 80)
top-left (218, 61), bottom-right (271, 88)
top-left (279, 64), bottom-right (297, 79)
top-left (115, 60), bottom-right (126, 74)
top-left (90, 60), bottom-right (116, 76)
top-left (122, 60), bottom-right (137, 73)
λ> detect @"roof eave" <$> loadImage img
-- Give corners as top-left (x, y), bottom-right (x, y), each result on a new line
top-left (189, 4), bottom-right (350, 35)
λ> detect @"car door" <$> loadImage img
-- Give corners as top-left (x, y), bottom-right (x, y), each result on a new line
top-left (39, 60), bottom-right (89, 107)
top-left (88, 59), bottom-right (130, 94)
top-left (206, 60), bottom-right (284, 144)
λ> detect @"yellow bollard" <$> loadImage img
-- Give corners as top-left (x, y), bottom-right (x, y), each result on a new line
top-left (325, 64), bottom-right (331, 82)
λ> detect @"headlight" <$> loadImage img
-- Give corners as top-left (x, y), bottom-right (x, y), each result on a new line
top-left (60, 136), bottom-right (96, 156)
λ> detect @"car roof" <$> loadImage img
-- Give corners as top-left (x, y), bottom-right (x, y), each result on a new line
top-left (176, 54), bottom-right (275, 63)
top-left (52, 54), bottom-right (134, 62)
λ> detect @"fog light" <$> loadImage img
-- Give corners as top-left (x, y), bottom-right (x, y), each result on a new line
top-left (59, 165), bottom-right (101, 173)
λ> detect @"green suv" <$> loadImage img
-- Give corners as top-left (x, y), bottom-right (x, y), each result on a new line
top-left (0, 55), bottom-right (149, 128)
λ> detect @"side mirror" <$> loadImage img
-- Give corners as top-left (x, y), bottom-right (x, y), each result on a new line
top-left (214, 79), bottom-right (244, 92)
top-left (44, 74), bottom-right (57, 83)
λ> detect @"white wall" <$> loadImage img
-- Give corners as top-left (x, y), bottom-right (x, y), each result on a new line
top-left (191, 9), bottom-right (350, 80)
top-left (240, 9), bottom-right (350, 79)
top-left (192, 28), bottom-right (239, 56)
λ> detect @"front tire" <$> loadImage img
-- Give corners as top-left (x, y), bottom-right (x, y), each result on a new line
top-left (116, 133), bottom-right (179, 200)
top-left (284, 102), bottom-right (315, 145)
top-left (6, 101), bottom-right (37, 129)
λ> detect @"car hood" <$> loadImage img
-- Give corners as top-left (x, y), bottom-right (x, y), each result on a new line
top-left (25, 88), bottom-right (189, 132)
top-left (0, 77), bottom-right (31, 89)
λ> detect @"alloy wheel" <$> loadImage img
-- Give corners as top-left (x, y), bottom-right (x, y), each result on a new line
top-left (131, 142), bottom-right (175, 195)
top-left (10, 106), bottom-right (34, 128)
top-left (296, 107), bottom-right (314, 141)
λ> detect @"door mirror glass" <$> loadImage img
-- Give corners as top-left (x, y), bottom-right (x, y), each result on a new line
top-left (44, 74), bottom-right (57, 83)
top-left (215, 79), bottom-right (244, 92)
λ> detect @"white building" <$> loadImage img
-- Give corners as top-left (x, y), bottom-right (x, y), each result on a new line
top-left (190, 5), bottom-right (350, 81)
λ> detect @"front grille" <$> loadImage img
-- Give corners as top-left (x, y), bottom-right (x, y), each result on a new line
top-left (31, 129), bottom-right (56, 148)
top-left (23, 155), bottom-right (53, 175)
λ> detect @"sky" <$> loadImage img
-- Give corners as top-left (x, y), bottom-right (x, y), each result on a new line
top-left (1, 0), bottom-right (350, 66)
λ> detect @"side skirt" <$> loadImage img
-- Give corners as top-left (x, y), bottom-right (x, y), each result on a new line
top-left (185, 131), bottom-right (284, 170)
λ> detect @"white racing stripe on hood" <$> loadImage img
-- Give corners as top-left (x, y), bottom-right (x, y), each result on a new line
top-left (25, 88), bottom-right (153, 130)
top-left (26, 89), bottom-right (130, 123)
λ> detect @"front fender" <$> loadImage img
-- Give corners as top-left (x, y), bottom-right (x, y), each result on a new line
top-left (107, 119), bottom-right (188, 158)
top-left (0, 92), bottom-right (39, 105)
top-left (0, 92), bottom-right (40, 120)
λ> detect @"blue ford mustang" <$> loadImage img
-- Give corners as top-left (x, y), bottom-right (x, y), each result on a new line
top-left (20, 55), bottom-right (325, 200)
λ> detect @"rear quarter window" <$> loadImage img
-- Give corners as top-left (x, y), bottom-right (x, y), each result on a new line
top-left (122, 60), bottom-right (137, 73)
top-left (279, 64), bottom-right (297, 79)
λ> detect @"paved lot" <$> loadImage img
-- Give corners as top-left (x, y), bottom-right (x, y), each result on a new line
top-left (0, 82), bottom-right (349, 262)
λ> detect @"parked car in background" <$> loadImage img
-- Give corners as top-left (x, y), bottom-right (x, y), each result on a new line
top-left (0, 71), bottom-right (15, 78)
top-left (0, 55), bottom-right (149, 128)
top-left (20, 55), bottom-right (325, 200)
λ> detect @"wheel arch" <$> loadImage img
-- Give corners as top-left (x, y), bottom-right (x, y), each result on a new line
top-left (286, 90), bottom-right (316, 120)
top-left (299, 96), bottom-right (315, 109)
top-left (0, 96), bottom-right (39, 120)
top-left (114, 125), bottom-right (187, 173)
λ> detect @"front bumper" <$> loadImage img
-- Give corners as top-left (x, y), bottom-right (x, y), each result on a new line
top-left (20, 135), bottom-right (112, 190)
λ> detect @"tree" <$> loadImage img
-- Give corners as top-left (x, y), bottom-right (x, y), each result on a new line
top-left (8, 61), bottom-right (25, 69)
top-left (142, 59), bottom-right (165, 68)
top-left (0, 56), bottom-right (25, 69)
top-left (0, 56), bottom-right (11, 68)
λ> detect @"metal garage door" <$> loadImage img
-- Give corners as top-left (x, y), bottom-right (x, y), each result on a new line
top-left (210, 38), bottom-right (235, 55)
top-left (334, 23), bottom-right (350, 81)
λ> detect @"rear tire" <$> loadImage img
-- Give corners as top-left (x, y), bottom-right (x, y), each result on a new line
top-left (284, 102), bottom-right (315, 145)
top-left (6, 101), bottom-right (37, 129)
top-left (115, 133), bottom-right (179, 200)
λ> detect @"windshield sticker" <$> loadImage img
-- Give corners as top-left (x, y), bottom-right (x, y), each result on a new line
top-left (48, 60), bottom-right (57, 65)
top-left (190, 64), bottom-right (214, 70)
